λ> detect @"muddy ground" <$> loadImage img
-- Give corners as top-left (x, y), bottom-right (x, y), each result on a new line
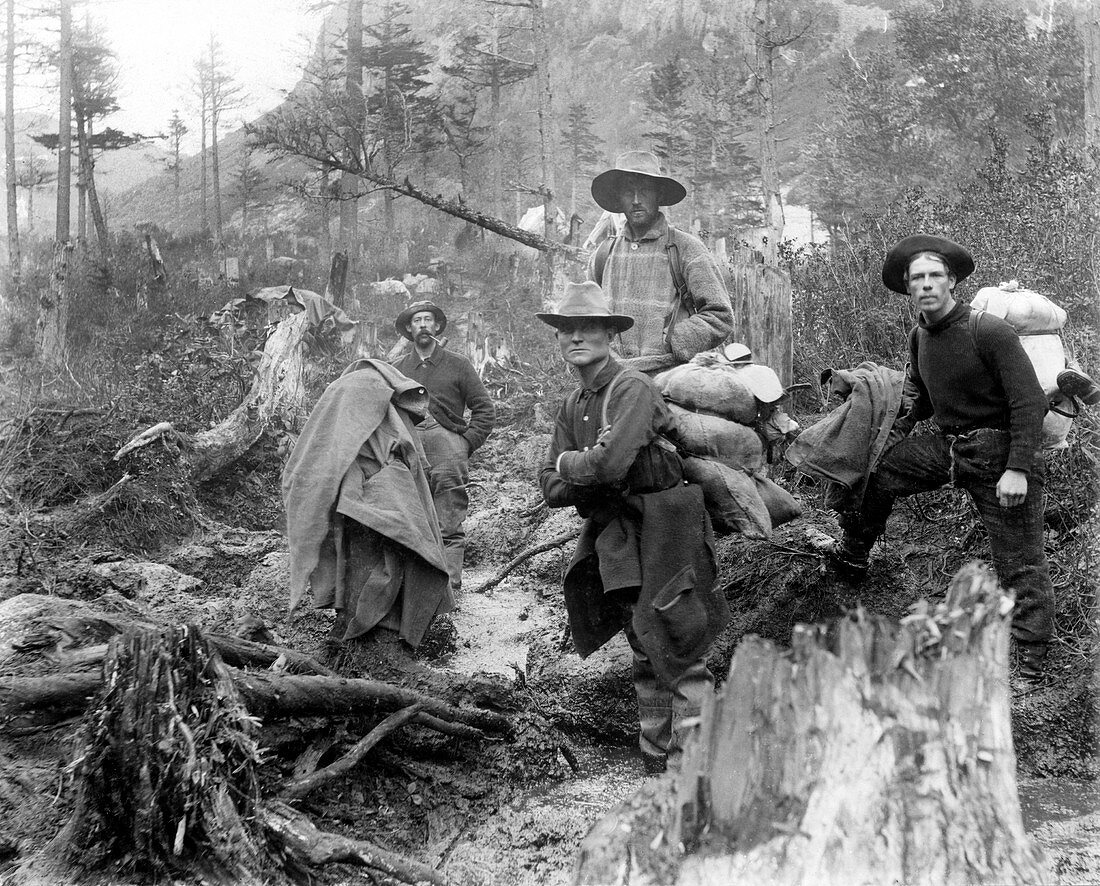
top-left (0, 400), bottom-right (1097, 885)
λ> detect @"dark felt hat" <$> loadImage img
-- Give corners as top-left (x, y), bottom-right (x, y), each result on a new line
top-left (591, 150), bottom-right (687, 212)
top-left (535, 281), bottom-right (634, 333)
top-left (882, 234), bottom-right (975, 294)
top-left (394, 300), bottom-right (448, 340)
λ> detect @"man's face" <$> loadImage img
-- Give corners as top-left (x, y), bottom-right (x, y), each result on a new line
top-left (906, 254), bottom-right (956, 322)
top-left (407, 310), bottom-right (440, 346)
top-left (617, 173), bottom-right (660, 234)
top-left (556, 320), bottom-right (614, 368)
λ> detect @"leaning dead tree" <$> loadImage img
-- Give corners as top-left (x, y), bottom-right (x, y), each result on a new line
top-left (576, 562), bottom-right (1050, 886)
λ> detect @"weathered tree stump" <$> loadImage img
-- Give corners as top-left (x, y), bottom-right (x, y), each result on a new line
top-left (575, 562), bottom-right (1050, 886)
top-left (114, 306), bottom-right (311, 481)
top-left (13, 626), bottom-right (268, 885)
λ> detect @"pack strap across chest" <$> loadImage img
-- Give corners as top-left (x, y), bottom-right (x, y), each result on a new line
top-left (967, 309), bottom-right (1077, 420)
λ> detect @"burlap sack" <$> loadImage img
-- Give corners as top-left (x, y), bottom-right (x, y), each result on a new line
top-left (667, 404), bottom-right (765, 472)
top-left (682, 456), bottom-right (771, 539)
top-left (752, 472), bottom-right (803, 528)
top-left (654, 362), bottom-right (759, 425)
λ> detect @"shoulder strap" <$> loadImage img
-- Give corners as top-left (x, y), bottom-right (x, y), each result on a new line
top-left (600, 367), bottom-right (628, 432)
top-left (967, 308), bottom-right (992, 369)
top-left (664, 228), bottom-right (695, 316)
top-left (592, 236), bottom-right (617, 286)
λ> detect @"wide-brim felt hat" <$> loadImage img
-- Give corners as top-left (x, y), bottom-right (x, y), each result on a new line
top-left (591, 150), bottom-right (687, 212)
top-left (394, 299), bottom-right (448, 339)
top-left (882, 234), bottom-right (975, 294)
top-left (535, 281), bottom-right (634, 333)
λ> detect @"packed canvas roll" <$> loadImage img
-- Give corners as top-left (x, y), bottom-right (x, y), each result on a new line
top-left (682, 455), bottom-right (771, 539)
top-left (1042, 393), bottom-right (1075, 451)
top-left (667, 403), bottom-right (765, 472)
top-left (752, 472), bottom-right (803, 527)
top-left (1019, 333), bottom-right (1066, 396)
top-left (654, 362), bottom-right (758, 425)
top-left (972, 285), bottom-right (1066, 334)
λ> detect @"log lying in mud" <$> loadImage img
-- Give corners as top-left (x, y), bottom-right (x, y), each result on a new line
top-left (575, 562), bottom-right (1050, 886)
top-left (1, 658), bottom-right (512, 737)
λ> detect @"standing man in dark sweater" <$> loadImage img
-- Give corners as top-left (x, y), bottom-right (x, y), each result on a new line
top-left (393, 300), bottom-right (495, 592)
top-left (831, 235), bottom-right (1053, 683)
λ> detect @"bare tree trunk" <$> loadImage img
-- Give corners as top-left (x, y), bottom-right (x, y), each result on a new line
top-left (338, 0), bottom-right (363, 269)
top-left (55, 0), bottom-right (72, 242)
top-left (576, 563), bottom-right (1050, 886)
top-left (532, 0), bottom-right (556, 308)
top-left (1086, 0), bottom-right (1100, 148)
top-left (753, 0), bottom-right (783, 267)
top-left (76, 117), bottom-right (109, 259)
top-left (199, 85), bottom-right (209, 231)
top-left (489, 10), bottom-right (504, 221)
top-left (5, 0), bottom-right (20, 289)
top-left (35, 241), bottom-right (74, 366)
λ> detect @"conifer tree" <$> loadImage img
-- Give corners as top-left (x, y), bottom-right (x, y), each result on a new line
top-left (559, 101), bottom-right (601, 217)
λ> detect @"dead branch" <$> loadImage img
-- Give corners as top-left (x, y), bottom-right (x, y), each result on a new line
top-left (281, 703), bottom-right (426, 800)
top-left (475, 528), bottom-right (580, 595)
top-left (262, 800), bottom-right (453, 886)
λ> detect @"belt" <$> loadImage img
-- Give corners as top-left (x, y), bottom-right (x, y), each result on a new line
top-left (937, 424), bottom-right (1008, 439)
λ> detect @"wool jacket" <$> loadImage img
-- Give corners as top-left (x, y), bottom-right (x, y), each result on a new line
top-left (908, 302), bottom-right (1046, 474)
top-left (539, 358), bottom-right (728, 682)
top-left (785, 362), bottom-right (907, 511)
top-left (283, 360), bottom-right (452, 647)
top-left (586, 214), bottom-right (733, 363)
top-left (393, 346), bottom-right (495, 451)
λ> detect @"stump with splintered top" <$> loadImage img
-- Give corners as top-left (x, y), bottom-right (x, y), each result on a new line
top-left (575, 562), bottom-right (1050, 886)
top-left (15, 625), bottom-right (269, 886)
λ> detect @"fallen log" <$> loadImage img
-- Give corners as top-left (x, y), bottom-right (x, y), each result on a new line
top-left (262, 800), bottom-right (453, 886)
top-left (575, 562), bottom-right (1050, 886)
top-left (2, 664), bottom-right (513, 737)
top-left (281, 703), bottom-right (425, 799)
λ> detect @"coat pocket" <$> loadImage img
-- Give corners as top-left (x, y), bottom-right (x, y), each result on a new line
top-left (651, 565), bottom-right (707, 653)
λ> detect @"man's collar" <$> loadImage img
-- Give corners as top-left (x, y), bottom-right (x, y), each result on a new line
top-left (579, 356), bottom-right (622, 396)
top-left (918, 300), bottom-right (967, 333)
top-left (413, 343), bottom-right (440, 363)
top-left (622, 212), bottom-right (668, 243)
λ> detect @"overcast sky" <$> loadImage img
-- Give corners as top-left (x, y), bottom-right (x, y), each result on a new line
top-left (16, 0), bottom-right (323, 152)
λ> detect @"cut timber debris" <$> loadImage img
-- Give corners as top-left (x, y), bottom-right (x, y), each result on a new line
top-left (575, 561), bottom-right (1050, 886)
top-left (7, 624), bottom-right (489, 886)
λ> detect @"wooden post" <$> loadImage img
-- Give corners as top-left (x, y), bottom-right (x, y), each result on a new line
top-left (326, 250), bottom-right (349, 307)
top-left (728, 246), bottom-right (792, 386)
top-left (575, 563), bottom-right (1050, 886)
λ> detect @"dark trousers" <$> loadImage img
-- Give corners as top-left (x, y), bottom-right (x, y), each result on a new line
top-left (839, 429), bottom-right (1053, 646)
top-left (419, 419), bottom-right (470, 592)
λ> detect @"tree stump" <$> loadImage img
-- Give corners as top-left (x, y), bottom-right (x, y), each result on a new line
top-left (13, 626), bottom-right (269, 886)
top-left (575, 562), bottom-right (1050, 886)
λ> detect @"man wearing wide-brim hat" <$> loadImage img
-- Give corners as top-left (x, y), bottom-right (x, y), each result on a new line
top-left (537, 280), bottom-right (729, 774)
top-left (393, 299), bottom-right (495, 592)
top-left (827, 234), bottom-right (1054, 684)
top-left (587, 150), bottom-right (733, 366)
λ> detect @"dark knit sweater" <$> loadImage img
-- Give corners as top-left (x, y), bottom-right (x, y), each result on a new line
top-left (907, 302), bottom-right (1045, 473)
top-left (393, 347), bottom-right (495, 452)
